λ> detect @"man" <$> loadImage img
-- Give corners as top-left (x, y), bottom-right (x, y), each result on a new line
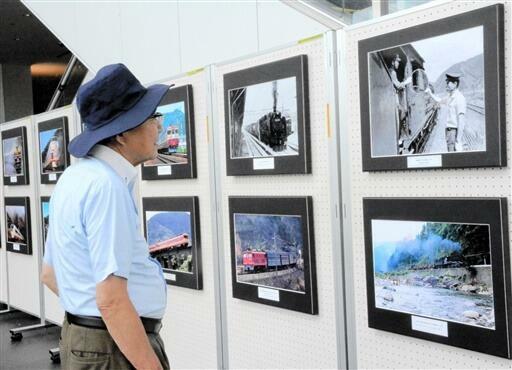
top-left (426, 72), bottom-right (467, 152)
top-left (40, 63), bottom-right (171, 370)
top-left (389, 54), bottom-right (412, 138)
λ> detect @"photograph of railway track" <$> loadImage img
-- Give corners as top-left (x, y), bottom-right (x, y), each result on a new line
top-left (368, 26), bottom-right (485, 157)
top-left (372, 219), bottom-right (494, 329)
top-left (228, 76), bottom-right (299, 159)
top-left (234, 213), bottom-right (305, 293)
top-left (146, 210), bottom-right (193, 274)
top-left (3, 136), bottom-right (24, 177)
top-left (39, 127), bottom-right (66, 174)
top-left (144, 100), bottom-right (188, 166)
top-left (6, 205), bottom-right (28, 246)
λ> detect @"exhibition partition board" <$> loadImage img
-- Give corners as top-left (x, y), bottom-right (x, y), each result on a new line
top-left (1, 117), bottom-right (42, 318)
top-left (340, 0), bottom-right (512, 368)
top-left (213, 37), bottom-right (340, 369)
top-left (35, 106), bottom-right (77, 325)
top-left (138, 72), bottom-right (219, 369)
top-left (0, 157), bottom-right (5, 306)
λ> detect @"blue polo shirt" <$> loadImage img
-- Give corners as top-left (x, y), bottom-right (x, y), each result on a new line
top-left (43, 145), bottom-right (167, 319)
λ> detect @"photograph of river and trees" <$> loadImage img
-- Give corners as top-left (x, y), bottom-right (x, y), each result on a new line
top-left (372, 219), bottom-right (494, 329)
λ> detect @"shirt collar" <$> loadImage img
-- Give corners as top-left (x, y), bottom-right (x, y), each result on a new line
top-left (89, 145), bottom-right (137, 186)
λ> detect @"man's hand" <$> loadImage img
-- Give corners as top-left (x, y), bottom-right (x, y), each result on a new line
top-left (96, 275), bottom-right (163, 370)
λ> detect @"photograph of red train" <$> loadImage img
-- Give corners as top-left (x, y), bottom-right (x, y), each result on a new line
top-left (234, 213), bottom-right (305, 293)
top-left (146, 210), bottom-right (193, 274)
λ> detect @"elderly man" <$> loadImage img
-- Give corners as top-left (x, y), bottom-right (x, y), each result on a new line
top-left (41, 63), bottom-right (171, 370)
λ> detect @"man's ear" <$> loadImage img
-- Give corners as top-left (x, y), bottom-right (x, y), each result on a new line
top-left (114, 133), bottom-right (127, 146)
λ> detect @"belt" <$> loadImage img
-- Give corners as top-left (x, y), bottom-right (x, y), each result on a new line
top-left (66, 312), bottom-right (162, 334)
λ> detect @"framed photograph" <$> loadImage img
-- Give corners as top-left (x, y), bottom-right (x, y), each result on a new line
top-left (223, 55), bottom-right (311, 175)
top-left (40, 197), bottom-right (50, 255)
top-left (228, 196), bottom-right (317, 314)
top-left (141, 85), bottom-right (196, 180)
top-left (2, 127), bottom-right (29, 185)
top-left (38, 117), bottom-right (70, 184)
top-left (359, 4), bottom-right (505, 171)
top-left (363, 198), bottom-right (511, 358)
top-left (142, 197), bottom-right (202, 289)
top-left (5, 197), bottom-right (32, 255)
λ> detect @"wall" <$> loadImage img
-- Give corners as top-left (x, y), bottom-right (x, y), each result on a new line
top-left (22, 0), bottom-right (328, 84)
top-left (0, 64), bottom-right (33, 123)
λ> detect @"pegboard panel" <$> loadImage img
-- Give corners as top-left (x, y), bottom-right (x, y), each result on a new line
top-left (0, 147), bottom-right (5, 305)
top-left (137, 71), bottom-right (218, 370)
top-left (342, 1), bottom-right (512, 368)
top-left (214, 38), bottom-right (338, 369)
top-left (33, 106), bottom-right (77, 325)
top-left (1, 117), bottom-right (41, 317)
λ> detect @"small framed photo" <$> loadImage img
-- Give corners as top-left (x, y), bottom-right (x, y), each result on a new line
top-left (38, 117), bottom-right (70, 184)
top-left (228, 196), bottom-right (317, 314)
top-left (141, 85), bottom-right (196, 180)
top-left (223, 55), bottom-right (311, 176)
top-left (363, 197), bottom-right (511, 358)
top-left (359, 4), bottom-right (505, 171)
top-left (5, 197), bottom-right (32, 255)
top-left (2, 127), bottom-right (29, 185)
top-left (40, 197), bottom-right (50, 255)
top-left (142, 197), bottom-right (202, 290)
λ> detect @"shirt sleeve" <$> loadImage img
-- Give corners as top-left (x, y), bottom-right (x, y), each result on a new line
top-left (457, 94), bottom-right (467, 116)
top-left (83, 178), bottom-right (135, 284)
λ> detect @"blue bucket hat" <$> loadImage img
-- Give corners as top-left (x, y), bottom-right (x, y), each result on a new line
top-left (69, 63), bottom-right (171, 158)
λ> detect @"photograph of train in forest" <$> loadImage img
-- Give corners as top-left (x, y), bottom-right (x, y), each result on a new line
top-left (372, 219), bottom-right (494, 329)
top-left (367, 26), bottom-right (485, 157)
top-left (6, 205), bottom-right (28, 246)
top-left (144, 100), bottom-right (188, 167)
top-left (228, 76), bottom-right (299, 159)
top-left (39, 128), bottom-right (66, 174)
top-left (146, 210), bottom-right (193, 274)
top-left (3, 136), bottom-right (24, 177)
top-left (234, 213), bottom-right (305, 293)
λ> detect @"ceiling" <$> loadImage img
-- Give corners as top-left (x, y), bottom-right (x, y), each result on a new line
top-left (0, 0), bottom-right (70, 65)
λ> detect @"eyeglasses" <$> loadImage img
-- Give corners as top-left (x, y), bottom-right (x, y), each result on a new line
top-left (149, 112), bottom-right (164, 125)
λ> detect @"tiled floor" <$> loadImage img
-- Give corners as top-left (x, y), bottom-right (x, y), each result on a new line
top-left (0, 308), bottom-right (60, 370)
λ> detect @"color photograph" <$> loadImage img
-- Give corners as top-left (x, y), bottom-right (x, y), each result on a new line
top-left (372, 219), bottom-right (494, 329)
top-left (3, 136), bottom-right (24, 177)
top-left (6, 205), bottom-right (27, 245)
top-left (41, 200), bottom-right (50, 247)
top-left (229, 77), bottom-right (299, 159)
top-left (146, 210), bottom-right (193, 273)
top-left (234, 213), bottom-right (305, 293)
top-left (40, 127), bottom-right (66, 174)
top-left (144, 101), bottom-right (188, 166)
top-left (368, 26), bottom-right (485, 157)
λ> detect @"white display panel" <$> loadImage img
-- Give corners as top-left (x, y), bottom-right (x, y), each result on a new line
top-left (341, 1), bottom-right (512, 368)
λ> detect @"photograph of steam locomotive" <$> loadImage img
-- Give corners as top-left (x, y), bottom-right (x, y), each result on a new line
top-left (41, 197), bottom-right (50, 255)
top-left (3, 136), bottom-right (24, 177)
top-left (223, 55), bottom-right (310, 175)
top-left (372, 220), bottom-right (494, 329)
top-left (142, 196), bottom-right (202, 289)
top-left (144, 101), bottom-right (188, 166)
top-left (359, 4), bottom-right (505, 171)
top-left (234, 213), bottom-right (305, 293)
top-left (39, 128), bottom-right (66, 174)
top-left (6, 205), bottom-right (28, 246)
top-left (228, 76), bottom-right (298, 159)
top-left (364, 197), bottom-right (512, 358)
top-left (229, 196), bottom-right (317, 314)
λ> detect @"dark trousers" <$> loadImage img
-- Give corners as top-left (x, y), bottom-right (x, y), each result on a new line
top-left (60, 318), bottom-right (170, 370)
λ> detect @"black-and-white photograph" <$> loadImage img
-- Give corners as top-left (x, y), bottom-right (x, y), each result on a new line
top-left (223, 55), bottom-right (310, 176)
top-left (359, 4), bottom-right (505, 171)
top-left (229, 77), bottom-right (298, 159)
top-left (363, 198), bottom-right (512, 358)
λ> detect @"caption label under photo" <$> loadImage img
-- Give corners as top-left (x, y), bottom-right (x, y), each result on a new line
top-left (407, 155), bottom-right (442, 169)
top-left (157, 165), bottom-right (172, 176)
top-left (253, 157), bottom-right (275, 170)
top-left (411, 315), bottom-right (448, 337)
top-left (258, 287), bottom-right (280, 302)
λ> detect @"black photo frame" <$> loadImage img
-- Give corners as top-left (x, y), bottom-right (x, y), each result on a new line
top-left (141, 85), bottom-right (196, 180)
top-left (5, 197), bottom-right (32, 255)
top-left (2, 127), bottom-right (29, 185)
top-left (40, 196), bottom-right (50, 256)
top-left (359, 4), bottom-right (505, 171)
top-left (38, 117), bottom-right (70, 184)
top-left (142, 196), bottom-right (202, 290)
top-left (228, 196), bottom-right (317, 314)
top-left (223, 55), bottom-right (311, 176)
top-left (363, 197), bottom-right (511, 358)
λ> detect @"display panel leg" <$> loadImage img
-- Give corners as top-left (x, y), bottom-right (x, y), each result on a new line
top-left (9, 322), bottom-right (56, 342)
top-left (49, 347), bottom-right (60, 363)
top-left (0, 307), bottom-right (17, 315)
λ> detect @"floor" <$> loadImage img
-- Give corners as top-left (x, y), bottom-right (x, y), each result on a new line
top-left (0, 305), bottom-right (60, 370)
